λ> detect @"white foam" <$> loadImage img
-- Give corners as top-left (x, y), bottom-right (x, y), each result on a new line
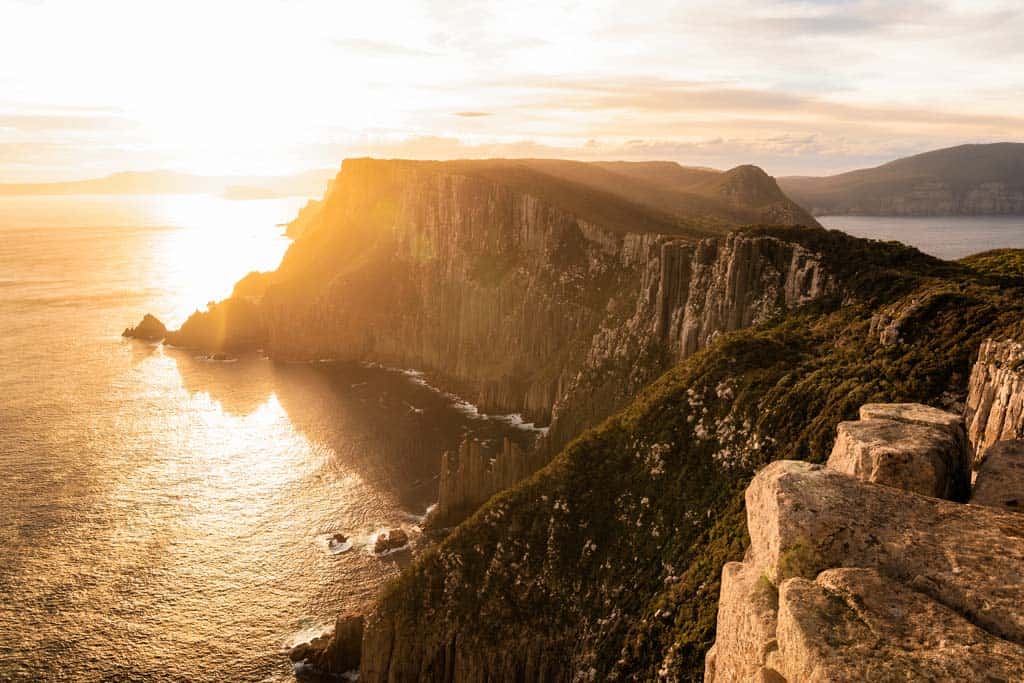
top-left (328, 538), bottom-right (353, 555)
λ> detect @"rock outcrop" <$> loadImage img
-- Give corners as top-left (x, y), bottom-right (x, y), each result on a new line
top-left (432, 438), bottom-right (548, 528)
top-left (966, 338), bottom-right (1024, 462)
top-left (373, 529), bottom-right (410, 555)
top-left (706, 403), bottom-right (1024, 682)
top-left (122, 313), bottom-right (166, 341)
top-left (289, 613), bottom-right (364, 677)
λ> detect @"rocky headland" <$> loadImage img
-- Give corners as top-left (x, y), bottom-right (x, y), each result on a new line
top-left (779, 142), bottom-right (1024, 216)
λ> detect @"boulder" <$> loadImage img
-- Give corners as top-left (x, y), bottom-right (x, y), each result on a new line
top-left (288, 613), bottom-right (364, 676)
top-left (374, 528), bottom-right (409, 555)
top-left (776, 568), bottom-right (1024, 681)
top-left (122, 313), bottom-right (167, 341)
top-left (826, 417), bottom-right (967, 500)
top-left (971, 440), bottom-right (1024, 512)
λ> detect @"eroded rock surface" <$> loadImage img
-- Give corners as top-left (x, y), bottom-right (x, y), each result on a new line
top-left (971, 440), bottom-right (1024, 512)
top-left (777, 568), bottom-right (1024, 682)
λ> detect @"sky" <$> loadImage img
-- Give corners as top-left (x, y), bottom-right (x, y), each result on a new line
top-left (1, 0), bottom-right (1022, 181)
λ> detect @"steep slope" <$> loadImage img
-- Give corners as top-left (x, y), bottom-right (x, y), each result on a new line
top-left (779, 142), bottom-right (1024, 215)
top-left (164, 158), bottom-right (821, 459)
top-left (357, 237), bottom-right (1024, 681)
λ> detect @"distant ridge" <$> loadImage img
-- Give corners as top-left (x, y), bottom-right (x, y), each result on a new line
top-left (0, 168), bottom-right (336, 199)
top-left (779, 142), bottom-right (1024, 216)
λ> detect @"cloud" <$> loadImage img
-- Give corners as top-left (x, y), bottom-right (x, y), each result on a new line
top-left (0, 113), bottom-right (131, 132)
top-left (331, 38), bottom-right (438, 57)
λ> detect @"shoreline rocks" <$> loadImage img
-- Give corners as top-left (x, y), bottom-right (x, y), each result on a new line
top-left (289, 613), bottom-right (364, 678)
top-left (373, 528), bottom-right (409, 556)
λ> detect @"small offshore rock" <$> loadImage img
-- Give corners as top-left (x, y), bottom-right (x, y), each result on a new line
top-left (374, 528), bottom-right (409, 555)
top-left (122, 313), bottom-right (167, 341)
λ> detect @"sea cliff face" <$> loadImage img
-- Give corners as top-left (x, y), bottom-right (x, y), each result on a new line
top-left (966, 338), bottom-right (1024, 461)
top-left (169, 159), bottom-right (824, 460)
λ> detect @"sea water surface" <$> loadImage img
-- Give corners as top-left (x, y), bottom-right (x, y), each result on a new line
top-left (0, 194), bottom-right (535, 682)
top-left (818, 215), bottom-right (1024, 260)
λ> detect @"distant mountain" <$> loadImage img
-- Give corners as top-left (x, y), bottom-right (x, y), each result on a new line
top-left (779, 143), bottom-right (1024, 216)
top-left (0, 168), bottom-right (336, 199)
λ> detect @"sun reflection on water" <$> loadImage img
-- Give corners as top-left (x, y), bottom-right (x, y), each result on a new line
top-left (145, 195), bottom-right (304, 326)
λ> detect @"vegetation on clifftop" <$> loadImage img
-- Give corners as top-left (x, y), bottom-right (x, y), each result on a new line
top-left (364, 236), bottom-right (1024, 681)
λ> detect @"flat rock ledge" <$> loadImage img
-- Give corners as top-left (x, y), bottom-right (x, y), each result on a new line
top-left (706, 403), bottom-right (1024, 682)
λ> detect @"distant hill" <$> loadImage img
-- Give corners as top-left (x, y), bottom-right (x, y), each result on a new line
top-left (0, 168), bottom-right (336, 199)
top-left (779, 143), bottom-right (1024, 216)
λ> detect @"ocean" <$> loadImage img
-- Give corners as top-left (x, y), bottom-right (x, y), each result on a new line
top-left (817, 215), bottom-right (1024, 260)
top-left (0, 194), bottom-right (535, 681)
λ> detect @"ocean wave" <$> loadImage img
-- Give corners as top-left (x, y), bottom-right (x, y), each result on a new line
top-left (361, 362), bottom-right (550, 434)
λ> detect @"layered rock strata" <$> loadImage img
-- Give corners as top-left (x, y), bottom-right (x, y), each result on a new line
top-left (966, 338), bottom-right (1024, 461)
top-left (706, 405), bottom-right (1024, 682)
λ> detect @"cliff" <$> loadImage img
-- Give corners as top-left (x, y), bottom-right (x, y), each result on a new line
top-left (705, 402), bottom-right (1024, 681)
top-left (779, 142), bottom-right (1024, 216)
top-left (356, 243), bottom-right (1024, 681)
top-left (164, 158), bottom-right (821, 459)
